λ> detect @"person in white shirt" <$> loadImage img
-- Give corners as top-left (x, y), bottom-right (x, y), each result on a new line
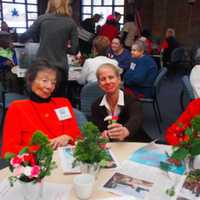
top-left (77, 36), bottom-right (118, 85)
top-left (190, 48), bottom-right (200, 98)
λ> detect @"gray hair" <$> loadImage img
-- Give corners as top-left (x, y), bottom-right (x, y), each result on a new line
top-left (132, 40), bottom-right (146, 52)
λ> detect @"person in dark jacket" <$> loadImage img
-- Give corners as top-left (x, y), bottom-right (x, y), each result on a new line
top-left (123, 40), bottom-right (158, 98)
top-left (91, 63), bottom-right (151, 142)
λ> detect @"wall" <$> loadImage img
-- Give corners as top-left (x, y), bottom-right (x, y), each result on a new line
top-left (141, 0), bottom-right (200, 47)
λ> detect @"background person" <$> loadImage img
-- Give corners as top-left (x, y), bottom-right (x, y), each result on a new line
top-left (91, 63), bottom-right (151, 142)
top-left (77, 36), bottom-right (118, 85)
top-left (123, 40), bottom-right (158, 98)
top-left (107, 36), bottom-right (132, 74)
top-left (98, 15), bottom-right (118, 42)
top-left (19, 0), bottom-right (79, 97)
top-left (114, 12), bottom-right (122, 32)
top-left (0, 31), bottom-right (19, 92)
top-left (1, 59), bottom-right (81, 157)
top-left (120, 14), bottom-right (138, 50)
top-left (190, 45), bottom-right (200, 98)
top-left (160, 28), bottom-right (179, 67)
top-left (79, 13), bottom-right (102, 55)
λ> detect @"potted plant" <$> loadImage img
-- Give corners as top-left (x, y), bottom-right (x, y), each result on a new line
top-left (73, 122), bottom-right (110, 177)
top-left (5, 130), bottom-right (56, 200)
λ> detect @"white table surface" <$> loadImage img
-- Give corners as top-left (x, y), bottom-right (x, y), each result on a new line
top-left (0, 143), bottom-right (146, 200)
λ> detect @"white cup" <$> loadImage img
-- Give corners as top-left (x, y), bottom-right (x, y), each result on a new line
top-left (73, 173), bottom-right (95, 199)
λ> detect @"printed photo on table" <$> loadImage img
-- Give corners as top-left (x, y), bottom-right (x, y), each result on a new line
top-left (103, 172), bottom-right (153, 199)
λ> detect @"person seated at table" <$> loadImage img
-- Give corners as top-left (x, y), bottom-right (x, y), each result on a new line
top-left (0, 31), bottom-right (20, 92)
top-left (107, 37), bottom-right (132, 74)
top-left (123, 40), bottom-right (158, 98)
top-left (138, 29), bottom-right (153, 55)
top-left (77, 36), bottom-right (118, 85)
top-left (165, 98), bottom-right (200, 145)
top-left (91, 63), bottom-right (151, 142)
top-left (1, 59), bottom-right (81, 157)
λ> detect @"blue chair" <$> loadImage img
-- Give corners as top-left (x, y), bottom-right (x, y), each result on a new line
top-left (73, 108), bottom-right (88, 129)
top-left (1, 91), bottom-right (27, 128)
top-left (80, 82), bottom-right (104, 119)
top-left (180, 75), bottom-right (195, 111)
top-left (137, 67), bottom-right (168, 134)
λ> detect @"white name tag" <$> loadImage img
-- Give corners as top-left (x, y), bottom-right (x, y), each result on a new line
top-left (130, 62), bottom-right (136, 70)
top-left (55, 107), bottom-right (72, 121)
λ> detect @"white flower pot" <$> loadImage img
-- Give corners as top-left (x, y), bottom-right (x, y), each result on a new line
top-left (79, 162), bottom-right (100, 179)
top-left (193, 155), bottom-right (200, 170)
top-left (19, 180), bottom-right (43, 200)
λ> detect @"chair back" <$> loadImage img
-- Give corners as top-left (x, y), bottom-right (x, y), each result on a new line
top-left (73, 108), bottom-right (88, 129)
top-left (171, 47), bottom-right (187, 63)
top-left (182, 75), bottom-right (195, 101)
top-left (153, 67), bottom-right (168, 96)
top-left (15, 43), bottom-right (39, 68)
top-left (80, 82), bottom-right (104, 118)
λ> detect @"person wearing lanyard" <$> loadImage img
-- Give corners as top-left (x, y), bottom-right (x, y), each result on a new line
top-left (91, 63), bottom-right (151, 142)
top-left (1, 59), bottom-right (81, 157)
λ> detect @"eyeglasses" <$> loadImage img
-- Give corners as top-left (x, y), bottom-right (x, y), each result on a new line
top-left (131, 48), bottom-right (137, 51)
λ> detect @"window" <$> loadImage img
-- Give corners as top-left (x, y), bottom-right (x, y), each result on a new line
top-left (0, 0), bottom-right (38, 33)
top-left (81, 0), bottom-right (124, 28)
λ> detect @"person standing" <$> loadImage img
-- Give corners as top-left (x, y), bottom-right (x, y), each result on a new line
top-left (121, 14), bottom-right (138, 50)
top-left (99, 15), bottom-right (118, 42)
top-left (114, 12), bottom-right (122, 32)
top-left (19, 0), bottom-right (79, 97)
top-left (79, 14), bottom-right (102, 55)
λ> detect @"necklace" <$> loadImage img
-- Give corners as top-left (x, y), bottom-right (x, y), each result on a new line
top-left (30, 99), bottom-right (65, 136)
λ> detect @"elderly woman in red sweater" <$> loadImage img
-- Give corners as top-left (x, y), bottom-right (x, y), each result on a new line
top-left (2, 59), bottom-right (81, 157)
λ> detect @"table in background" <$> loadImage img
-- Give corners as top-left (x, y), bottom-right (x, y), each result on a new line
top-left (0, 142), bottom-right (146, 200)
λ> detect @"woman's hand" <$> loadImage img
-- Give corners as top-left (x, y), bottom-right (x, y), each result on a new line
top-left (107, 123), bottom-right (129, 141)
top-left (50, 135), bottom-right (72, 150)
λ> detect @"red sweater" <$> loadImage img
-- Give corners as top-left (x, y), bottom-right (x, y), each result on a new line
top-left (166, 99), bottom-right (200, 145)
top-left (2, 97), bottom-right (81, 157)
top-left (99, 24), bottom-right (118, 42)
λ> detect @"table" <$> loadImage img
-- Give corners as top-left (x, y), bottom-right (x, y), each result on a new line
top-left (11, 65), bottom-right (82, 81)
top-left (0, 143), bottom-right (146, 200)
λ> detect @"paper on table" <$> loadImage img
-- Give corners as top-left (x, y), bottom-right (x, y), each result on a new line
top-left (58, 146), bottom-right (81, 174)
top-left (101, 160), bottom-right (186, 200)
top-left (0, 180), bottom-right (71, 200)
top-left (58, 146), bottom-right (119, 174)
top-left (129, 142), bottom-right (185, 175)
top-left (97, 196), bottom-right (136, 200)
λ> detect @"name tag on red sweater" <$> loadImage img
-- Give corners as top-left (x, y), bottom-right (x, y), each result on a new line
top-left (55, 107), bottom-right (72, 120)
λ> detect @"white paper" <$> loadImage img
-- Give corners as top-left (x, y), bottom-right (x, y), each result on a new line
top-left (58, 146), bottom-right (119, 174)
top-left (58, 146), bottom-right (81, 174)
top-left (101, 160), bottom-right (186, 200)
top-left (97, 196), bottom-right (136, 200)
top-left (0, 180), bottom-right (71, 200)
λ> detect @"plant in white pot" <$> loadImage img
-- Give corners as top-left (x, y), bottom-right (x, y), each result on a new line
top-left (73, 122), bottom-right (110, 177)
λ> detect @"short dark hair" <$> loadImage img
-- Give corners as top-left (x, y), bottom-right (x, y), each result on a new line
top-left (93, 36), bottom-right (110, 56)
top-left (25, 58), bottom-right (60, 91)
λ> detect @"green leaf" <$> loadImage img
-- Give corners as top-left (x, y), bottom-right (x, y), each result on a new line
top-left (31, 130), bottom-right (49, 146)
top-left (160, 161), bottom-right (171, 171)
top-left (191, 116), bottom-right (200, 132)
top-left (171, 148), bottom-right (189, 160)
top-left (185, 127), bottom-right (193, 138)
top-left (4, 152), bottom-right (15, 161)
top-left (19, 147), bottom-right (28, 155)
top-left (190, 140), bottom-right (200, 156)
